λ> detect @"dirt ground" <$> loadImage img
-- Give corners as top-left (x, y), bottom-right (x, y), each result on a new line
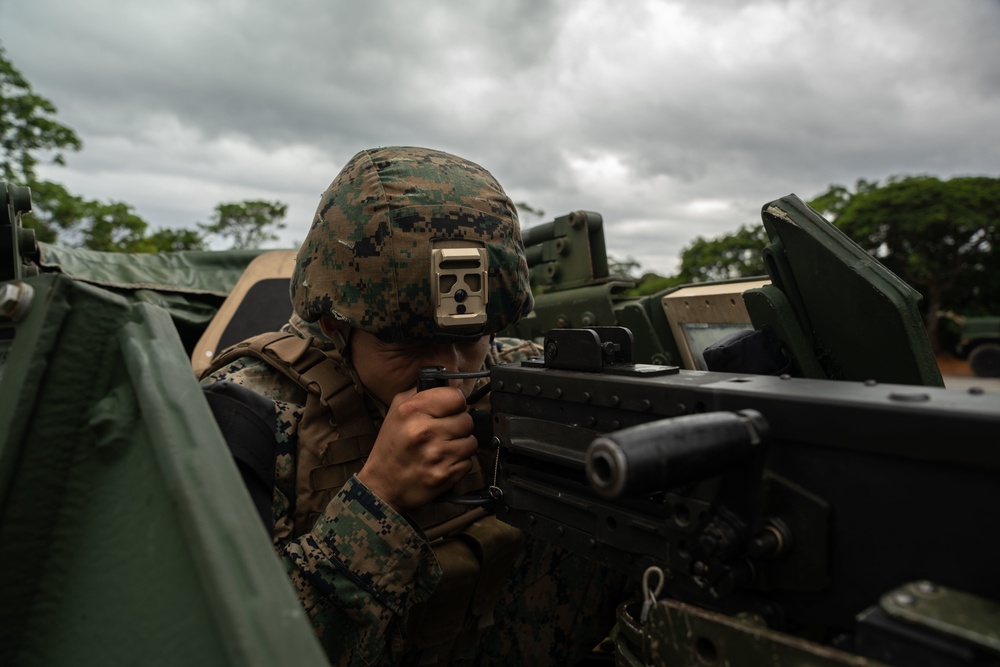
top-left (936, 353), bottom-right (1000, 391)
top-left (937, 354), bottom-right (973, 377)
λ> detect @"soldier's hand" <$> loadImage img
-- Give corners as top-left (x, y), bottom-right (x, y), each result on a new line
top-left (358, 386), bottom-right (476, 513)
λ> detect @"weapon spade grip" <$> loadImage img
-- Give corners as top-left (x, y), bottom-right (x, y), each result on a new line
top-left (585, 410), bottom-right (769, 499)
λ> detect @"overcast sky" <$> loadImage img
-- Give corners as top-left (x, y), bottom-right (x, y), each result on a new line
top-left (2, 0), bottom-right (998, 273)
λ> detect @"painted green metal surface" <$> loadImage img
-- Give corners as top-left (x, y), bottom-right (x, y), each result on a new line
top-left (758, 195), bottom-right (943, 386)
top-left (0, 273), bottom-right (326, 666)
top-left (881, 582), bottom-right (1000, 654)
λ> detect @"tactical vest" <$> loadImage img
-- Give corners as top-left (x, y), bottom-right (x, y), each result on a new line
top-left (204, 332), bottom-right (523, 665)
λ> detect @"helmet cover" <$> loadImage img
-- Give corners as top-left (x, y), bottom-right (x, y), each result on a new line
top-left (290, 146), bottom-right (533, 341)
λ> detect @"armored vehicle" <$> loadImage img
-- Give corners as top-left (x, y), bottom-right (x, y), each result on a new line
top-left (2, 181), bottom-right (998, 666)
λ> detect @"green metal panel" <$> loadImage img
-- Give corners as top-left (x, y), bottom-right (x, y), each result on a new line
top-left (760, 196), bottom-right (943, 387)
top-left (641, 600), bottom-right (892, 666)
top-left (881, 582), bottom-right (1000, 653)
top-left (743, 285), bottom-right (826, 379)
top-left (0, 274), bottom-right (326, 666)
top-left (522, 211), bottom-right (609, 292)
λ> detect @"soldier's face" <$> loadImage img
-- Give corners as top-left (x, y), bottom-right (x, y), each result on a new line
top-left (349, 330), bottom-right (491, 405)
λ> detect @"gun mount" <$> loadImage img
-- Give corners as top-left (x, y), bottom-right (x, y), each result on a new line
top-left (491, 326), bottom-right (1000, 665)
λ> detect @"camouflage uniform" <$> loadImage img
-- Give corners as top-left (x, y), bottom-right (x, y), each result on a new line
top-left (203, 147), bottom-right (626, 665)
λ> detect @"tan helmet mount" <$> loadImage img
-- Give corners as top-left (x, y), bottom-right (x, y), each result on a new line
top-left (432, 240), bottom-right (488, 331)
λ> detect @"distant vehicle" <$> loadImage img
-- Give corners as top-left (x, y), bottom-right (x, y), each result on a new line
top-left (954, 315), bottom-right (1000, 377)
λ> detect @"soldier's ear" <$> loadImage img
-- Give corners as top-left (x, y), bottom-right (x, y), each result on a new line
top-left (319, 316), bottom-right (340, 338)
top-left (319, 317), bottom-right (352, 356)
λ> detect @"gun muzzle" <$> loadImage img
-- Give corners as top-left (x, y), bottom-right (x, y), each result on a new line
top-left (585, 410), bottom-right (769, 499)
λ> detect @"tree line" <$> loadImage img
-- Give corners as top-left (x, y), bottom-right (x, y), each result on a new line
top-left (618, 175), bottom-right (999, 352)
top-left (1, 44), bottom-right (286, 252)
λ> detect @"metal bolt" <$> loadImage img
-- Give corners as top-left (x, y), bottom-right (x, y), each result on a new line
top-left (914, 581), bottom-right (937, 595)
top-left (893, 592), bottom-right (916, 607)
top-left (889, 391), bottom-right (930, 403)
top-left (0, 282), bottom-right (34, 322)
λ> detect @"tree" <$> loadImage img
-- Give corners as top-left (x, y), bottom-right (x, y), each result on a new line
top-left (0, 45), bottom-right (82, 184)
top-left (2, 43), bottom-right (205, 253)
top-left (676, 224), bottom-right (769, 283)
top-left (199, 200), bottom-right (288, 250)
top-left (809, 175), bottom-right (1000, 352)
top-left (25, 180), bottom-right (205, 252)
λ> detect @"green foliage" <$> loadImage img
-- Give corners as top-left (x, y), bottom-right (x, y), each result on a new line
top-left (626, 272), bottom-right (686, 297)
top-left (199, 200), bottom-right (288, 250)
top-left (25, 180), bottom-right (205, 252)
top-left (809, 174), bottom-right (1000, 350)
top-left (142, 228), bottom-right (206, 252)
top-left (2, 44), bottom-right (208, 253)
top-left (677, 224), bottom-right (769, 283)
top-left (0, 45), bottom-right (82, 184)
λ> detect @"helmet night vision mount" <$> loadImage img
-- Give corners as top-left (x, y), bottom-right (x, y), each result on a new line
top-left (432, 240), bottom-right (488, 331)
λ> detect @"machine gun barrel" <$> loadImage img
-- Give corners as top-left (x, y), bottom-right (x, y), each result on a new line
top-left (586, 410), bottom-right (769, 499)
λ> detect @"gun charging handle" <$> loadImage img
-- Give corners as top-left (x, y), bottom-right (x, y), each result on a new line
top-left (418, 366), bottom-right (491, 393)
top-left (585, 410), bottom-right (769, 499)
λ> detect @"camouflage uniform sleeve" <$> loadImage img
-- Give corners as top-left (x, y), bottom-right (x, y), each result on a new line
top-left (279, 475), bottom-right (442, 665)
top-left (489, 336), bottom-right (542, 366)
top-left (204, 359), bottom-right (442, 665)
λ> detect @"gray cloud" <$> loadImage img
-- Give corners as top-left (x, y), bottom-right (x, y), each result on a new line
top-left (2, 0), bottom-right (998, 273)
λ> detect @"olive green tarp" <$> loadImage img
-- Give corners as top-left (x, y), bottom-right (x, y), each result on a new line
top-left (38, 243), bottom-right (273, 296)
top-left (37, 243), bottom-right (291, 351)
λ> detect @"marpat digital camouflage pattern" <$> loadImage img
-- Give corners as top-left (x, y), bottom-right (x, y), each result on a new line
top-left (291, 146), bottom-right (533, 342)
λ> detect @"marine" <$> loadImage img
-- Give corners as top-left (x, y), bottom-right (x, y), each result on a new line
top-left (201, 146), bottom-right (625, 665)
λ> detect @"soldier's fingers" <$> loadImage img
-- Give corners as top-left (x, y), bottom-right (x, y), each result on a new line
top-left (415, 386), bottom-right (469, 417)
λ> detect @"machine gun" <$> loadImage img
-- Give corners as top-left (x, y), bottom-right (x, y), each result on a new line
top-left (488, 326), bottom-right (1000, 666)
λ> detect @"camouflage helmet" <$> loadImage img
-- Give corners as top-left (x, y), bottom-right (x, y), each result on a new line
top-left (290, 146), bottom-right (534, 342)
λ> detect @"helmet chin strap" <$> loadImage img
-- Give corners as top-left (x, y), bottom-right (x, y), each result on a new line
top-left (312, 317), bottom-right (393, 418)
